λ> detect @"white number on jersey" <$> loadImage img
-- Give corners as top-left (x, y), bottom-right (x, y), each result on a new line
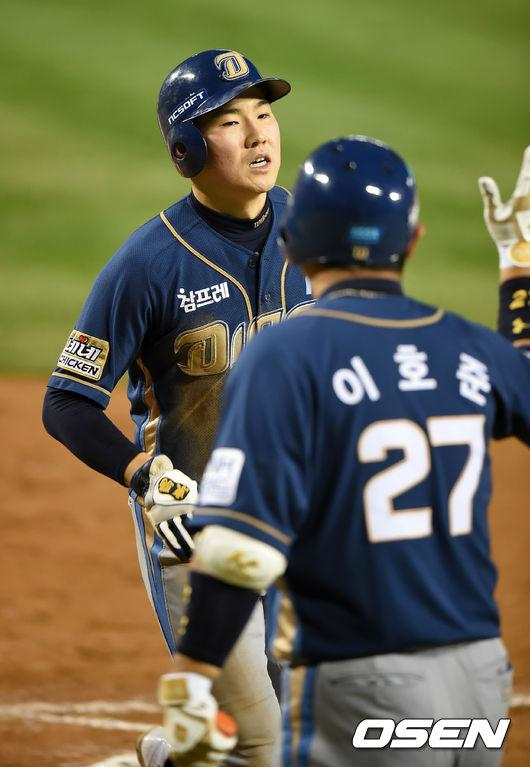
top-left (357, 416), bottom-right (486, 542)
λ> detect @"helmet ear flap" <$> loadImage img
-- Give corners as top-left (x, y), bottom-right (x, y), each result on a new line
top-left (165, 122), bottom-right (208, 178)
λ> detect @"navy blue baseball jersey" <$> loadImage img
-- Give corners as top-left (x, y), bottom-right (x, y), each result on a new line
top-left (194, 281), bottom-right (530, 664)
top-left (47, 187), bottom-right (311, 480)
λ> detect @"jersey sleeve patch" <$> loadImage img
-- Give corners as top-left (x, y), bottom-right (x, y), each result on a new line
top-left (56, 329), bottom-right (110, 382)
top-left (199, 447), bottom-right (246, 506)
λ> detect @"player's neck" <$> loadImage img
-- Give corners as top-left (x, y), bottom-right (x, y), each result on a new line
top-left (307, 267), bottom-right (402, 298)
top-left (191, 185), bottom-right (268, 220)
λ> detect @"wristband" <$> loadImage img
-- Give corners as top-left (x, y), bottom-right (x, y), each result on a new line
top-left (498, 277), bottom-right (530, 344)
top-left (129, 457), bottom-right (154, 496)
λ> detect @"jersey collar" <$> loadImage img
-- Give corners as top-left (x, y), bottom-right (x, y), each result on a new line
top-left (320, 277), bottom-right (403, 300)
top-left (189, 193), bottom-right (272, 248)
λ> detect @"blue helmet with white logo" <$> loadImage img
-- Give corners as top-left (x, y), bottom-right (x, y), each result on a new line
top-left (157, 49), bottom-right (290, 178)
top-left (279, 136), bottom-right (419, 268)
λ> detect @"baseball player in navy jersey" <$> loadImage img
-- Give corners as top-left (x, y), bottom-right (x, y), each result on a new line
top-left (151, 139), bottom-right (530, 767)
top-left (42, 49), bottom-right (312, 767)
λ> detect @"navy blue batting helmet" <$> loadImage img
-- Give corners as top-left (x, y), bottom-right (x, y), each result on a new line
top-left (157, 49), bottom-right (290, 178)
top-left (280, 136), bottom-right (419, 268)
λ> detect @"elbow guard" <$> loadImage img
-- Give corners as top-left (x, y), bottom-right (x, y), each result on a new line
top-left (193, 525), bottom-right (287, 591)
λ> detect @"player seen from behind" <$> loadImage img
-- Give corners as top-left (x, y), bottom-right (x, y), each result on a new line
top-left (150, 139), bottom-right (530, 766)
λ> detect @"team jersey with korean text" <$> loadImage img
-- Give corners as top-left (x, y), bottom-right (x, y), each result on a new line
top-left (47, 187), bottom-right (312, 480)
top-left (194, 283), bottom-right (530, 664)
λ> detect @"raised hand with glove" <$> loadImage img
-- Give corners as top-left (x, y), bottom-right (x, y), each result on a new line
top-left (129, 454), bottom-right (198, 563)
top-left (479, 146), bottom-right (530, 351)
top-left (479, 145), bottom-right (530, 270)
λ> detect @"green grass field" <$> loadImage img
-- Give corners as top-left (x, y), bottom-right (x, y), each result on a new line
top-left (1, 0), bottom-right (529, 372)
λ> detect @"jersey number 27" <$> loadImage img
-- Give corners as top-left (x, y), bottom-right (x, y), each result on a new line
top-left (358, 415), bottom-right (486, 543)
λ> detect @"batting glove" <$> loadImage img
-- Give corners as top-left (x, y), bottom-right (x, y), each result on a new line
top-left (478, 146), bottom-right (530, 268)
top-left (130, 455), bottom-right (198, 562)
top-left (158, 672), bottom-right (238, 767)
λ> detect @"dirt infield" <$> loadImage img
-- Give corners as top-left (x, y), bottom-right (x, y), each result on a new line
top-left (0, 377), bottom-right (528, 766)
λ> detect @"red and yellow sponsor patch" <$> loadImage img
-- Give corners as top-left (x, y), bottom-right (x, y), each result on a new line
top-left (56, 329), bottom-right (109, 381)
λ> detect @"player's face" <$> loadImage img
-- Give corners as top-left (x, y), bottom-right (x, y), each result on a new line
top-left (194, 87), bottom-right (281, 204)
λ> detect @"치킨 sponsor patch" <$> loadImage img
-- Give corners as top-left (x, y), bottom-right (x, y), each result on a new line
top-left (56, 329), bottom-right (109, 381)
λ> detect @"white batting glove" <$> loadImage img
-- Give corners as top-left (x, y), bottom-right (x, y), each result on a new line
top-left (131, 455), bottom-right (199, 562)
top-left (158, 672), bottom-right (238, 767)
top-left (478, 146), bottom-right (530, 268)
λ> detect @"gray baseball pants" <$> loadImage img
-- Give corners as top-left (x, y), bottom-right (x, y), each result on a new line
top-left (131, 501), bottom-right (281, 767)
top-left (281, 638), bottom-right (512, 767)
